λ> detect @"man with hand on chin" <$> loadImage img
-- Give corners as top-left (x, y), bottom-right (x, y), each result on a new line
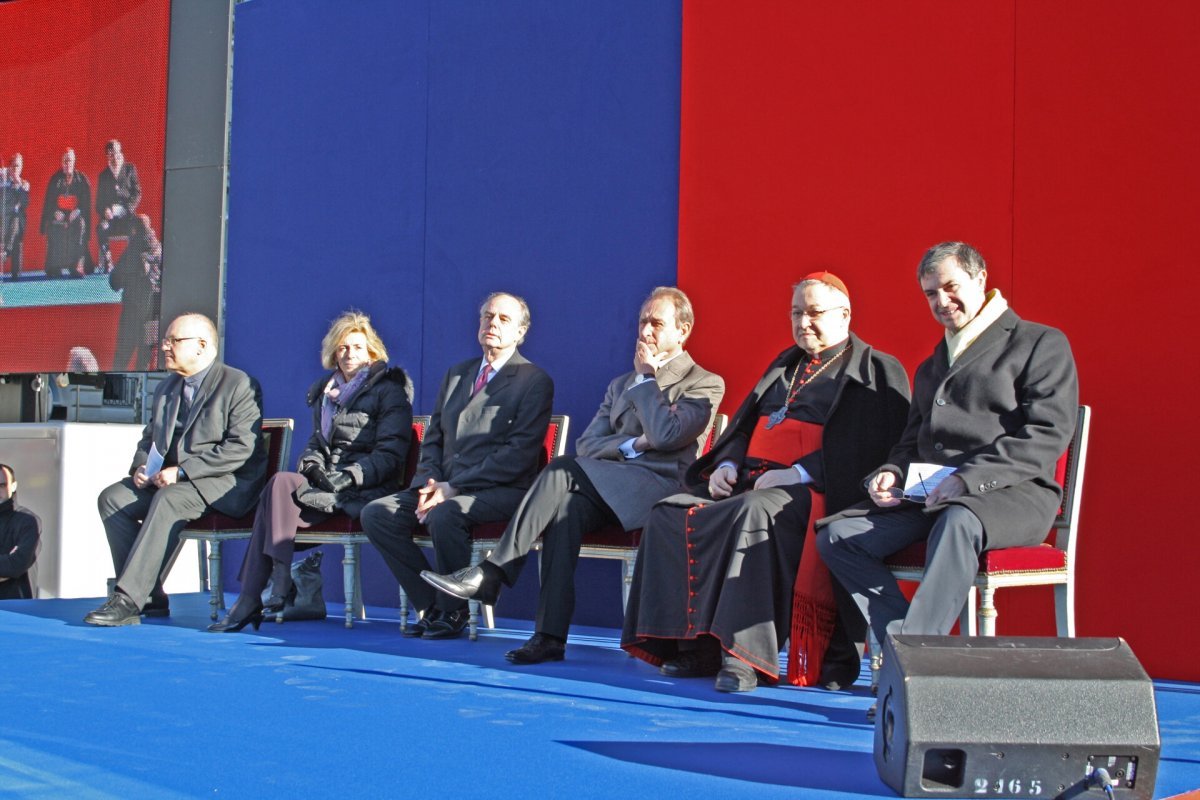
top-left (362, 292), bottom-right (553, 640)
top-left (817, 242), bottom-right (1078, 646)
top-left (622, 274), bottom-right (909, 693)
top-left (422, 287), bottom-right (724, 665)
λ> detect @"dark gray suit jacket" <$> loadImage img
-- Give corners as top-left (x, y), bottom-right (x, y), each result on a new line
top-left (131, 361), bottom-right (267, 517)
top-left (413, 349), bottom-right (554, 510)
top-left (575, 352), bottom-right (724, 530)
top-left (882, 308), bottom-right (1079, 548)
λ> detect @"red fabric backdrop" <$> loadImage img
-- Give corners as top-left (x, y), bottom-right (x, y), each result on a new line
top-left (0, 0), bottom-right (169, 373)
top-left (677, 1), bottom-right (1200, 680)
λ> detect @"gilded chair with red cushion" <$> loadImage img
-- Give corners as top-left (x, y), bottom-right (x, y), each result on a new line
top-left (574, 412), bottom-right (728, 611)
top-left (400, 414), bottom-right (570, 640)
top-left (180, 418), bottom-right (294, 620)
top-left (868, 405), bottom-right (1091, 687)
top-left (289, 416), bottom-right (429, 628)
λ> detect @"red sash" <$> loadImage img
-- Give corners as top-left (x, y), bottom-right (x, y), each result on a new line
top-left (56, 194), bottom-right (78, 212)
top-left (744, 417), bottom-right (837, 686)
top-left (745, 415), bottom-right (821, 466)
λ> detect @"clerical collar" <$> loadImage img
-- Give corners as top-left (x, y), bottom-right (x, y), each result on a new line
top-left (803, 337), bottom-right (850, 364)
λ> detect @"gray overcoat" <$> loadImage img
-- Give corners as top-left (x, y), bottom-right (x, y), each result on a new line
top-left (835, 308), bottom-right (1079, 549)
top-left (575, 352), bottom-right (724, 530)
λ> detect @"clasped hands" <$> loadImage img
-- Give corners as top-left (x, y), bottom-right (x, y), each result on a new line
top-left (415, 478), bottom-right (458, 523)
top-left (133, 465), bottom-right (181, 489)
top-left (868, 470), bottom-right (967, 508)
top-left (301, 462), bottom-right (354, 494)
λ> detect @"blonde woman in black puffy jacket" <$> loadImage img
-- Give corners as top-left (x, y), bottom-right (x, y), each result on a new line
top-left (208, 311), bottom-right (413, 632)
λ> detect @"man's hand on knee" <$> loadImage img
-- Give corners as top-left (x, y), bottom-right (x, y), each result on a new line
top-left (925, 474), bottom-right (967, 507)
top-left (415, 479), bottom-right (458, 523)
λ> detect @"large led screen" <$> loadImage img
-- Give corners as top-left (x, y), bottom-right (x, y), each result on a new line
top-left (0, 0), bottom-right (170, 373)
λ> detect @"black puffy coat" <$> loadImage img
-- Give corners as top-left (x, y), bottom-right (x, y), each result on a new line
top-left (294, 362), bottom-right (414, 517)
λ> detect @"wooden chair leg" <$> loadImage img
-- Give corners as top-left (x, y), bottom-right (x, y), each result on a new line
top-left (466, 549), bottom-right (482, 641)
top-left (621, 553), bottom-right (636, 611)
top-left (207, 541), bottom-right (225, 620)
top-left (341, 544), bottom-right (357, 629)
top-left (1054, 582), bottom-right (1075, 637)
top-left (465, 546), bottom-right (496, 640)
top-left (869, 628), bottom-right (882, 693)
top-left (352, 553), bottom-right (365, 620)
top-left (977, 586), bottom-right (997, 636)
top-left (196, 539), bottom-right (209, 591)
top-left (959, 586), bottom-right (978, 636)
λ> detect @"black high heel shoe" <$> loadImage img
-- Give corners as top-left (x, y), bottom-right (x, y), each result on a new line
top-left (207, 599), bottom-right (264, 633)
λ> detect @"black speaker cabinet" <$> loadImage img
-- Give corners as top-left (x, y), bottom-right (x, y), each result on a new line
top-left (875, 635), bottom-right (1159, 800)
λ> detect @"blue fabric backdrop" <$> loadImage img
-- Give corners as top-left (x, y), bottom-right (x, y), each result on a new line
top-left (222, 0), bottom-right (682, 622)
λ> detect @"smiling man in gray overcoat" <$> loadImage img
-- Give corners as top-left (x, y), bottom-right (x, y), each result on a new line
top-left (817, 241), bottom-right (1079, 644)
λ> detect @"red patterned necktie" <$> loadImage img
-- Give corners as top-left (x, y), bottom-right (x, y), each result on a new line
top-left (472, 364), bottom-right (493, 395)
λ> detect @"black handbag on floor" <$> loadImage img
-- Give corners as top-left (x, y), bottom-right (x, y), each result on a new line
top-left (262, 550), bottom-right (327, 621)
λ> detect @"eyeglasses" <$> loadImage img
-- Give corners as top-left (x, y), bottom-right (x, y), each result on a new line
top-left (892, 473), bottom-right (932, 503)
top-left (791, 307), bottom-right (846, 321)
top-left (161, 336), bottom-right (202, 348)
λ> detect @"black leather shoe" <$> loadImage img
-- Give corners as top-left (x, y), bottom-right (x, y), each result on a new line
top-left (818, 659), bottom-right (861, 692)
top-left (403, 609), bottom-right (439, 638)
top-left (208, 597), bottom-right (265, 633)
top-left (659, 649), bottom-right (721, 678)
top-left (714, 661), bottom-right (760, 693)
top-left (818, 672), bottom-right (858, 692)
top-left (142, 592), bottom-right (170, 618)
top-left (422, 608), bottom-right (469, 640)
top-left (421, 565), bottom-right (495, 602)
top-left (506, 633), bottom-right (566, 664)
top-left (84, 593), bottom-right (142, 627)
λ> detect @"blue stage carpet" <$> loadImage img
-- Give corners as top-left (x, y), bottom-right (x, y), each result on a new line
top-left (2, 594), bottom-right (1198, 799)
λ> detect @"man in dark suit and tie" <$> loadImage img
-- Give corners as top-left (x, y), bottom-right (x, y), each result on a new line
top-left (86, 313), bottom-right (267, 626)
top-left (361, 292), bottom-right (554, 640)
top-left (422, 287), bottom-right (724, 664)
